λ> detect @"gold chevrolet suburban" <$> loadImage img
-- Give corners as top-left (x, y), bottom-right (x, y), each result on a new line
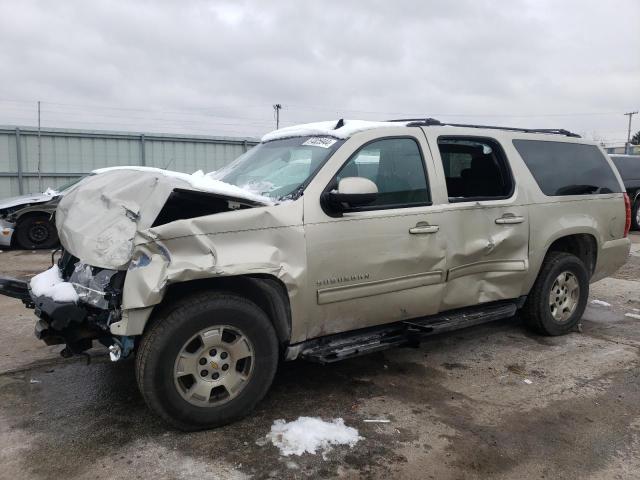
top-left (0, 119), bottom-right (632, 430)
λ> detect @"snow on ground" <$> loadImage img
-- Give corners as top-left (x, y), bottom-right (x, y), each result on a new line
top-left (261, 120), bottom-right (408, 142)
top-left (91, 167), bottom-right (274, 205)
top-left (29, 265), bottom-right (79, 303)
top-left (262, 417), bottom-right (362, 458)
top-left (591, 299), bottom-right (612, 307)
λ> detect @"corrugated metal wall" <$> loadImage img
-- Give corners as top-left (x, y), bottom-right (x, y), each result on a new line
top-left (0, 126), bottom-right (259, 198)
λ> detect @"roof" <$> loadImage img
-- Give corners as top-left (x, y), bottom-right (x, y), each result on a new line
top-left (261, 120), bottom-right (408, 142)
top-left (261, 118), bottom-right (581, 142)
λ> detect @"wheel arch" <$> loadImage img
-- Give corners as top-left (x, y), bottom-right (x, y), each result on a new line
top-left (148, 274), bottom-right (292, 348)
top-left (526, 231), bottom-right (598, 296)
top-left (545, 233), bottom-right (598, 276)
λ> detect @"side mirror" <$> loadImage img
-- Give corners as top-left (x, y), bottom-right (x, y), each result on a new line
top-left (325, 177), bottom-right (378, 211)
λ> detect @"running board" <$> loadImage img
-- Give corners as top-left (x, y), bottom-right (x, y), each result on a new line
top-left (297, 301), bottom-right (518, 364)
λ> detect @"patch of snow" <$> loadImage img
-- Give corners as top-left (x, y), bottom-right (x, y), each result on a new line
top-left (624, 313), bottom-right (640, 320)
top-left (363, 419), bottom-right (390, 423)
top-left (591, 299), bottom-right (612, 307)
top-left (523, 378), bottom-right (533, 385)
top-left (92, 166), bottom-right (274, 205)
top-left (263, 417), bottom-right (362, 458)
top-left (29, 265), bottom-right (79, 303)
top-left (261, 120), bottom-right (408, 142)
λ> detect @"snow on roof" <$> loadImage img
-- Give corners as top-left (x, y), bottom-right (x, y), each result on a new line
top-left (261, 119), bottom-right (408, 142)
top-left (91, 166), bottom-right (273, 205)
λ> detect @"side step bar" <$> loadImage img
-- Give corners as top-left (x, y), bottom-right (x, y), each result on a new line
top-left (0, 277), bottom-right (31, 302)
top-left (297, 301), bottom-right (519, 364)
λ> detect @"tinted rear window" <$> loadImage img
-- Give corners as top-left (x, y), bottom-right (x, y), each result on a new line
top-left (513, 140), bottom-right (622, 196)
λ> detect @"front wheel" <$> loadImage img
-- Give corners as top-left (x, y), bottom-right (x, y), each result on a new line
top-left (14, 214), bottom-right (59, 249)
top-left (135, 292), bottom-right (279, 430)
top-left (521, 252), bottom-right (589, 336)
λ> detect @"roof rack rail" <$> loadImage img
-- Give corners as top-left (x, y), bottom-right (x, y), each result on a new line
top-left (388, 118), bottom-right (442, 126)
top-left (387, 118), bottom-right (581, 138)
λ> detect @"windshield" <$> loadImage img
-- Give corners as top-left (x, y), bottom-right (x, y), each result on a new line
top-left (210, 136), bottom-right (344, 200)
top-left (55, 177), bottom-right (85, 193)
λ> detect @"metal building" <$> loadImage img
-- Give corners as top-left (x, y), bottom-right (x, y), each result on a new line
top-left (0, 126), bottom-right (259, 198)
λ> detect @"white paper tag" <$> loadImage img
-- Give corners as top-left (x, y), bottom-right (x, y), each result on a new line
top-left (302, 137), bottom-right (338, 148)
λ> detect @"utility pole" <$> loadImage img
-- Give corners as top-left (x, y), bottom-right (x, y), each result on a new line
top-left (625, 111), bottom-right (638, 154)
top-left (37, 100), bottom-right (42, 191)
top-left (273, 104), bottom-right (282, 129)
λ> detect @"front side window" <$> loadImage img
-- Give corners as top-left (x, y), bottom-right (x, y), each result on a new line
top-left (212, 136), bottom-right (345, 200)
top-left (334, 138), bottom-right (430, 208)
top-left (513, 140), bottom-right (623, 196)
top-left (437, 137), bottom-right (513, 201)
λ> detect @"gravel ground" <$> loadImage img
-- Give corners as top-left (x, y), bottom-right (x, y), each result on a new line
top-left (0, 234), bottom-right (638, 480)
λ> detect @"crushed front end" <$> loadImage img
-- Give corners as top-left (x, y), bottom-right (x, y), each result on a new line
top-left (0, 250), bottom-right (132, 359)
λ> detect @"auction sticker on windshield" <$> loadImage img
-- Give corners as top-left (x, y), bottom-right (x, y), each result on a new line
top-left (302, 137), bottom-right (338, 148)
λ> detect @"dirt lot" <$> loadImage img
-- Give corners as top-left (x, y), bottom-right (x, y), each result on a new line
top-left (0, 235), bottom-right (639, 480)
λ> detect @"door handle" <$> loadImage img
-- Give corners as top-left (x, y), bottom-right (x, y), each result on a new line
top-left (495, 214), bottom-right (525, 225)
top-left (409, 223), bottom-right (439, 234)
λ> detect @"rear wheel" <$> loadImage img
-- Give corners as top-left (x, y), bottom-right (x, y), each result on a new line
top-left (632, 197), bottom-right (640, 231)
top-left (522, 252), bottom-right (589, 336)
top-left (14, 214), bottom-right (59, 249)
top-left (135, 291), bottom-right (279, 430)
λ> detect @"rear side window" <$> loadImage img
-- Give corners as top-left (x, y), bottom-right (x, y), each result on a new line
top-left (437, 137), bottom-right (513, 201)
top-left (513, 140), bottom-right (622, 196)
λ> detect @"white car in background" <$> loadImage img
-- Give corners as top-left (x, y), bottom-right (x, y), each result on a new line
top-left (0, 178), bottom-right (82, 249)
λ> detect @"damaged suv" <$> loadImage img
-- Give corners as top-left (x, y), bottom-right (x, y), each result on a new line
top-left (0, 119), bottom-right (631, 430)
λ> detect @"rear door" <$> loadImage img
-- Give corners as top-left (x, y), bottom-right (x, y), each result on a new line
top-left (424, 131), bottom-right (531, 311)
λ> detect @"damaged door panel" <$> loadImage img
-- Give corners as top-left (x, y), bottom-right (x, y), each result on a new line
top-left (0, 120), bottom-right (631, 430)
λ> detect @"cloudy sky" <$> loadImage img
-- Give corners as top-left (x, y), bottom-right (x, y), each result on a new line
top-left (0, 0), bottom-right (638, 144)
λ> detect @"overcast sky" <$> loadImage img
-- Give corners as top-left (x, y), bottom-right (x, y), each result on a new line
top-left (0, 0), bottom-right (638, 144)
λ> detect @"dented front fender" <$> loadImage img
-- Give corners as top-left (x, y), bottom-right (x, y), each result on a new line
top-left (115, 200), bottom-right (307, 338)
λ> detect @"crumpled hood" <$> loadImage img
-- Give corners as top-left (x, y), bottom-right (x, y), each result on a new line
top-left (56, 168), bottom-right (269, 270)
top-left (0, 192), bottom-right (57, 211)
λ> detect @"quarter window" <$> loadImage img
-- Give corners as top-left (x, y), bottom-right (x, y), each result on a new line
top-left (513, 140), bottom-right (622, 196)
top-left (437, 137), bottom-right (513, 201)
top-left (335, 138), bottom-right (430, 208)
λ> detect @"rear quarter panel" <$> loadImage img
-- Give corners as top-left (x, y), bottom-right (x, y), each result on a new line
top-left (506, 135), bottom-right (630, 292)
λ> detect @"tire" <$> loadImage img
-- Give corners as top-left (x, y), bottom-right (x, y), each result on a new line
top-left (135, 291), bottom-right (279, 431)
top-left (632, 198), bottom-right (640, 231)
top-left (14, 214), bottom-right (59, 250)
top-left (521, 252), bottom-right (589, 336)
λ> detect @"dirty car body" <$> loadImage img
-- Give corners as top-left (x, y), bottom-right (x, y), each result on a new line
top-left (0, 119), bottom-right (631, 430)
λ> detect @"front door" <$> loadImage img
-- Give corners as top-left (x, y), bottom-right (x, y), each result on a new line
top-left (302, 131), bottom-right (447, 339)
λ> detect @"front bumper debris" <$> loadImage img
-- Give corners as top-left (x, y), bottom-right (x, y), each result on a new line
top-left (0, 269), bottom-right (133, 359)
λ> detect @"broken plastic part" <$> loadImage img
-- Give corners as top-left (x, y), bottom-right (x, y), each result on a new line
top-left (68, 262), bottom-right (117, 309)
top-left (108, 336), bottom-right (135, 361)
top-left (108, 343), bottom-right (122, 362)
